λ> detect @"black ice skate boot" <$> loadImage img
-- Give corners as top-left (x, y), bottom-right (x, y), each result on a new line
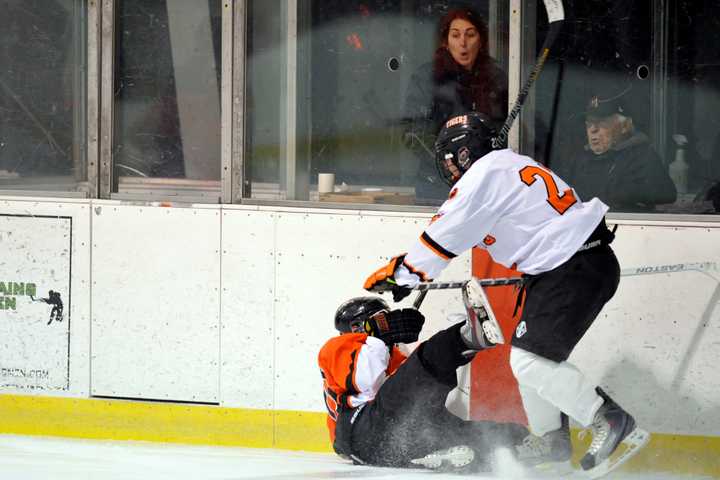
top-left (515, 413), bottom-right (572, 474)
top-left (459, 279), bottom-right (505, 354)
top-left (579, 388), bottom-right (650, 479)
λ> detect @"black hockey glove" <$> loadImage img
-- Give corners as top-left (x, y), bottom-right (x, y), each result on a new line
top-left (363, 254), bottom-right (413, 302)
top-left (364, 308), bottom-right (425, 345)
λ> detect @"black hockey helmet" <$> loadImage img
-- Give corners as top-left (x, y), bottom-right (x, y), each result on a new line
top-left (334, 296), bottom-right (389, 333)
top-left (434, 112), bottom-right (498, 186)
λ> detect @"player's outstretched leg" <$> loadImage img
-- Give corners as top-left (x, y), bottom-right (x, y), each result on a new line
top-left (580, 388), bottom-right (650, 479)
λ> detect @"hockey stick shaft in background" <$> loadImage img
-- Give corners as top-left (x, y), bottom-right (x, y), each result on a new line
top-left (493, 0), bottom-right (565, 149)
top-left (412, 261), bottom-right (719, 294)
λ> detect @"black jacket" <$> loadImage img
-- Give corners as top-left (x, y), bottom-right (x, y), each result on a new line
top-left (555, 132), bottom-right (677, 212)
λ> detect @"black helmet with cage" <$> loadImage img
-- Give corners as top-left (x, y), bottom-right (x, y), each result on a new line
top-left (334, 296), bottom-right (389, 333)
top-left (434, 112), bottom-right (498, 186)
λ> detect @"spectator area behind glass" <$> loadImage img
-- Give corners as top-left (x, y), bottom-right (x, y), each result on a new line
top-left (111, 0), bottom-right (222, 202)
top-left (245, 0), bottom-right (509, 207)
top-left (535, 0), bottom-right (720, 215)
top-left (0, 1), bottom-right (87, 196)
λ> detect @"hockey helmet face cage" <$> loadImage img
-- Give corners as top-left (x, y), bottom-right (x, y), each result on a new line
top-left (334, 297), bottom-right (390, 334)
top-left (434, 112), bottom-right (498, 186)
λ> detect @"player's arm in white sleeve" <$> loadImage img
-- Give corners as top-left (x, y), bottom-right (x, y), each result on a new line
top-left (394, 165), bottom-right (510, 287)
top-left (348, 336), bottom-right (391, 407)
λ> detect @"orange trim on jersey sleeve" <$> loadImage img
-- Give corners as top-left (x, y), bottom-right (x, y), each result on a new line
top-left (402, 258), bottom-right (430, 282)
top-left (420, 234), bottom-right (449, 260)
top-left (420, 231), bottom-right (457, 261)
top-left (429, 213), bottom-right (444, 225)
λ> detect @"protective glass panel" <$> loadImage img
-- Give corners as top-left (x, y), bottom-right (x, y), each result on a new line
top-left (533, 0), bottom-right (720, 215)
top-left (245, 1), bottom-right (509, 206)
top-left (0, 1), bottom-right (87, 193)
top-left (113, 0), bottom-right (222, 201)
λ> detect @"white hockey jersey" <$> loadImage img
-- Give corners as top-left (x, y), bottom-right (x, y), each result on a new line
top-left (396, 149), bottom-right (608, 286)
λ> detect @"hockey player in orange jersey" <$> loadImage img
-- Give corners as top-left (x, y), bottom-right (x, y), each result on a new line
top-left (318, 290), bottom-right (528, 472)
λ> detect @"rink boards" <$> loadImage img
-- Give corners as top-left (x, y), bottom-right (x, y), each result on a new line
top-left (0, 196), bottom-right (718, 477)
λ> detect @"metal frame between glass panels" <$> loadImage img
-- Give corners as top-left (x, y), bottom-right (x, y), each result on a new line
top-left (231, 0), bottom-right (247, 203)
top-left (87, 0), bottom-right (101, 199)
top-left (221, 0), bottom-right (235, 204)
top-left (99, 0), bottom-right (114, 199)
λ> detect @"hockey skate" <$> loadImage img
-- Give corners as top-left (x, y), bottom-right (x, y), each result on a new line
top-left (515, 413), bottom-right (574, 476)
top-left (410, 445), bottom-right (475, 471)
top-left (579, 388), bottom-right (650, 479)
top-left (460, 279), bottom-right (505, 352)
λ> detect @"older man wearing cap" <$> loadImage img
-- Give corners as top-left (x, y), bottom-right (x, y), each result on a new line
top-left (555, 89), bottom-right (677, 212)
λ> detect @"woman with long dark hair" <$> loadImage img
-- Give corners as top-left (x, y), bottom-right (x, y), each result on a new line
top-left (404, 7), bottom-right (508, 204)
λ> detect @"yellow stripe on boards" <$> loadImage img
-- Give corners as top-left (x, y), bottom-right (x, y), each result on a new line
top-left (1, 394), bottom-right (718, 476)
top-left (0, 394), bottom-right (329, 451)
top-left (273, 409), bottom-right (330, 452)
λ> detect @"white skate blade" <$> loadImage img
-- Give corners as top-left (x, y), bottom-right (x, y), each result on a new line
top-left (410, 445), bottom-right (474, 470)
top-left (466, 279), bottom-right (506, 344)
top-left (585, 427), bottom-right (650, 479)
top-left (482, 318), bottom-right (505, 345)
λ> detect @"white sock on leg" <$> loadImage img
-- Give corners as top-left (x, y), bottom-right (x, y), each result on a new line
top-left (510, 346), bottom-right (604, 429)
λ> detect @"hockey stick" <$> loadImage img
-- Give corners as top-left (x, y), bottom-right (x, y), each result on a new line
top-left (413, 261), bottom-right (719, 293)
top-left (412, 277), bottom-right (522, 292)
top-left (492, 0), bottom-right (566, 149)
top-left (620, 261), bottom-right (719, 281)
top-left (411, 277), bottom-right (521, 309)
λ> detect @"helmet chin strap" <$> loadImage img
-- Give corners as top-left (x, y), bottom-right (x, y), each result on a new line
top-left (444, 154), bottom-right (462, 181)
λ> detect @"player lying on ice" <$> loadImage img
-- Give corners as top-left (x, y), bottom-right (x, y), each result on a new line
top-left (318, 287), bottom-right (530, 473)
top-left (364, 112), bottom-right (650, 479)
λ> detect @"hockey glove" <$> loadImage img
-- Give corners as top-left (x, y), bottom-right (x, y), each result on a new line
top-left (363, 254), bottom-right (413, 302)
top-left (365, 308), bottom-right (425, 345)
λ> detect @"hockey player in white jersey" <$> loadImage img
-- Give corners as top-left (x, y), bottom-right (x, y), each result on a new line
top-left (364, 112), bottom-right (649, 478)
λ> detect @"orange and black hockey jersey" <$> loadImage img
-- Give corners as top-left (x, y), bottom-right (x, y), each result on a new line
top-left (318, 333), bottom-right (407, 443)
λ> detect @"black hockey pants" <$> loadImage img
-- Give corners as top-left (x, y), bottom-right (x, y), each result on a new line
top-left (336, 322), bottom-right (527, 468)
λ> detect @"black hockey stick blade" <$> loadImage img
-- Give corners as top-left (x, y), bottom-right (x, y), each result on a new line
top-left (413, 290), bottom-right (429, 309)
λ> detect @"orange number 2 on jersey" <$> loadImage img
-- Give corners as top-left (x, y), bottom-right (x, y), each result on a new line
top-left (519, 165), bottom-right (578, 214)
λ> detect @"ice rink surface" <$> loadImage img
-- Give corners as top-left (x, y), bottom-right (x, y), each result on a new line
top-left (0, 434), bottom-right (711, 480)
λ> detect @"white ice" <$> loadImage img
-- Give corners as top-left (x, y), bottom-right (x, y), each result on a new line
top-left (0, 434), bottom-right (710, 480)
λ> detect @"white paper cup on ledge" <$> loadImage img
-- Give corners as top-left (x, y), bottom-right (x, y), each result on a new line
top-left (318, 173), bottom-right (335, 194)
